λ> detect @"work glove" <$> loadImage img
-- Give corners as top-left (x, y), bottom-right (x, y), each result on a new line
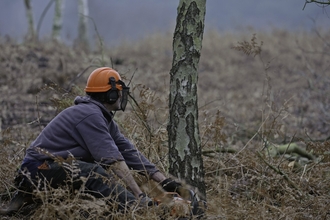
top-left (138, 193), bottom-right (156, 207)
top-left (160, 178), bottom-right (182, 193)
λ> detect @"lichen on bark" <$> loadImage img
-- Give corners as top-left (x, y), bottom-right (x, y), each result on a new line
top-left (168, 0), bottom-right (206, 198)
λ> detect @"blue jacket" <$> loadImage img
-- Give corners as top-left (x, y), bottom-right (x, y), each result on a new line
top-left (23, 96), bottom-right (158, 176)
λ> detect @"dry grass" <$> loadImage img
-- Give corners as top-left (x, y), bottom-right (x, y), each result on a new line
top-left (1, 27), bottom-right (330, 219)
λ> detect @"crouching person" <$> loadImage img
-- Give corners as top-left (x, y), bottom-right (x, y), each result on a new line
top-left (0, 67), bottom-right (181, 215)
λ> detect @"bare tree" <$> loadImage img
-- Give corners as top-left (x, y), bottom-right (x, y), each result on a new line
top-left (24, 0), bottom-right (35, 41)
top-left (77, 0), bottom-right (89, 49)
top-left (52, 0), bottom-right (64, 41)
top-left (168, 0), bottom-right (207, 199)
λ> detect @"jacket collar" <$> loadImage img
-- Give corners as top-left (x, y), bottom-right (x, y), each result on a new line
top-left (74, 96), bottom-right (113, 122)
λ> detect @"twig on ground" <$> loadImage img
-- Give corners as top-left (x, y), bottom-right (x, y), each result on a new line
top-left (257, 151), bottom-right (302, 195)
top-left (202, 148), bottom-right (237, 157)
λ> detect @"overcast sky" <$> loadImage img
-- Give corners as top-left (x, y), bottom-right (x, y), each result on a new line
top-left (0, 0), bottom-right (329, 46)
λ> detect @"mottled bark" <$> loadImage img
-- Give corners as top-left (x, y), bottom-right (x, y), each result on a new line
top-left (168, 0), bottom-right (206, 198)
top-left (52, 0), bottom-right (64, 41)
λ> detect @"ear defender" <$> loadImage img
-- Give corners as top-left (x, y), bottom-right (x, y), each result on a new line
top-left (107, 77), bottom-right (119, 103)
top-left (107, 90), bottom-right (119, 103)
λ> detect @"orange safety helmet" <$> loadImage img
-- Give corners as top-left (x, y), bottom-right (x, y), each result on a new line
top-left (85, 67), bottom-right (130, 111)
top-left (85, 67), bottom-right (123, 93)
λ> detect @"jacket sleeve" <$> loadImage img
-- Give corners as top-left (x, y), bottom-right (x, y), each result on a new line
top-left (108, 120), bottom-right (159, 176)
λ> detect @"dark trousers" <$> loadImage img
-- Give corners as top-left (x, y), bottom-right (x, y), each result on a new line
top-left (22, 160), bottom-right (136, 210)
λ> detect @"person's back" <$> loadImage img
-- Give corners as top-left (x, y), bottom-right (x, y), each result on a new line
top-left (25, 96), bottom-right (112, 163)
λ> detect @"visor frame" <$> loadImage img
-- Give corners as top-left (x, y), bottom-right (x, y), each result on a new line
top-left (117, 80), bottom-right (130, 111)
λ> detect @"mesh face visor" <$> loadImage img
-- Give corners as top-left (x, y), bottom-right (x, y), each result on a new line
top-left (118, 80), bottom-right (130, 111)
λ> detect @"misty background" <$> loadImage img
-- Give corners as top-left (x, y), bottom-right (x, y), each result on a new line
top-left (0, 0), bottom-right (329, 47)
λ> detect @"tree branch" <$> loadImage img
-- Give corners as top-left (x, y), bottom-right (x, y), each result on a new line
top-left (303, 0), bottom-right (330, 10)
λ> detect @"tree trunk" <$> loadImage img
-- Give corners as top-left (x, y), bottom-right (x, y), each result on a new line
top-left (168, 0), bottom-right (206, 199)
top-left (77, 0), bottom-right (89, 50)
top-left (52, 0), bottom-right (64, 41)
top-left (24, 0), bottom-right (35, 41)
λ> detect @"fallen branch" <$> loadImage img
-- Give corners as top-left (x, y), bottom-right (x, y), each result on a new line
top-left (268, 143), bottom-right (315, 161)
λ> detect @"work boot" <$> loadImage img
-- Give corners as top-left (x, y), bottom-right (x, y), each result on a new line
top-left (0, 191), bottom-right (34, 215)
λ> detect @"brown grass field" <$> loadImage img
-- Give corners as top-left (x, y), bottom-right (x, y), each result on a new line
top-left (1, 27), bottom-right (330, 219)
